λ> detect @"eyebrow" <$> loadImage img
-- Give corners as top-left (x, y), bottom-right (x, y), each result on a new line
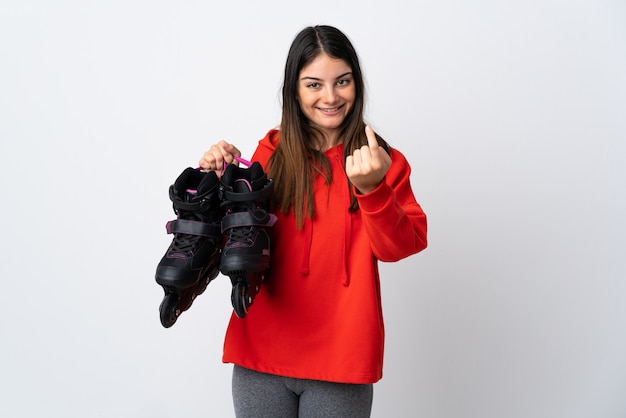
top-left (300, 71), bottom-right (353, 81)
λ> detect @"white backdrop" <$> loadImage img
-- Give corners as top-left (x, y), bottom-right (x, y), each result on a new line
top-left (1, 1), bottom-right (625, 417)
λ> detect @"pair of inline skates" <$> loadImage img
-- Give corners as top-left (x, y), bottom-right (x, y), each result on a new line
top-left (155, 161), bottom-right (276, 328)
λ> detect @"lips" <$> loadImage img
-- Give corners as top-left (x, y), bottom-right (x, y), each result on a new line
top-left (317, 104), bottom-right (344, 115)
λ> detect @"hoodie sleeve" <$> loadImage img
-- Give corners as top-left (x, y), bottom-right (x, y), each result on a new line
top-left (354, 147), bottom-right (427, 262)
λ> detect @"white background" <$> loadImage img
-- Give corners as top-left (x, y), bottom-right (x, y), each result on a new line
top-left (1, 1), bottom-right (625, 417)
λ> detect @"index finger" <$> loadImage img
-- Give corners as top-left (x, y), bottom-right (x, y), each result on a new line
top-left (365, 125), bottom-right (379, 150)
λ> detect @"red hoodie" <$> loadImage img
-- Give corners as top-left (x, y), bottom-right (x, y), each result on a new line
top-left (222, 129), bottom-right (427, 384)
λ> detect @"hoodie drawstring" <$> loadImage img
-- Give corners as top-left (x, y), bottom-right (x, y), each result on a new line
top-left (299, 148), bottom-right (352, 286)
top-left (301, 217), bottom-right (312, 276)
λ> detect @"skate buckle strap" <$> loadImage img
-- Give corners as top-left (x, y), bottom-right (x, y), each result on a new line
top-left (174, 198), bottom-right (217, 213)
top-left (169, 187), bottom-right (218, 213)
top-left (221, 179), bottom-right (274, 203)
top-left (221, 210), bottom-right (277, 233)
top-left (166, 219), bottom-right (221, 237)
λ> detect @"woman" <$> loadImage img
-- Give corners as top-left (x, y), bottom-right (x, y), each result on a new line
top-left (199, 25), bottom-right (427, 418)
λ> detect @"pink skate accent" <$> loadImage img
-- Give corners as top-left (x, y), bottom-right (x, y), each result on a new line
top-left (219, 156), bottom-right (253, 176)
top-left (233, 155), bottom-right (252, 167)
top-left (186, 189), bottom-right (198, 195)
top-left (195, 155), bottom-right (252, 177)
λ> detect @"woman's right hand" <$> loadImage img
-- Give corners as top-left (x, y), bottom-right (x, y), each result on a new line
top-left (198, 140), bottom-right (242, 174)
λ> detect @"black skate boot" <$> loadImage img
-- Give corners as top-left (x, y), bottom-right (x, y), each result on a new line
top-left (156, 168), bottom-right (223, 328)
top-left (219, 162), bottom-right (276, 318)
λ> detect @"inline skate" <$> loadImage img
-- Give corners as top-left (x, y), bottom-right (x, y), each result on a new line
top-left (219, 162), bottom-right (276, 318)
top-left (155, 168), bottom-right (223, 328)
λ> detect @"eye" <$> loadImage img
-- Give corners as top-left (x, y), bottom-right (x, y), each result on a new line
top-left (337, 79), bottom-right (351, 86)
top-left (306, 82), bottom-right (320, 89)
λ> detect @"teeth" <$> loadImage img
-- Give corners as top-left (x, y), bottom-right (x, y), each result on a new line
top-left (320, 107), bottom-right (339, 112)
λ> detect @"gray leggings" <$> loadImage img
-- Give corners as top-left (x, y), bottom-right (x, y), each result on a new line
top-left (232, 365), bottom-right (373, 418)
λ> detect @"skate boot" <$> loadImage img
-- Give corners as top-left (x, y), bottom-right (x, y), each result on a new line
top-left (156, 168), bottom-right (223, 328)
top-left (219, 162), bottom-right (276, 318)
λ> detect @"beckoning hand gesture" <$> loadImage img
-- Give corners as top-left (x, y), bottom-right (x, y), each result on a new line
top-left (345, 126), bottom-right (391, 194)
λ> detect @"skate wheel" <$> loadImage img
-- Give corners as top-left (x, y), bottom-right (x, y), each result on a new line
top-left (159, 293), bottom-right (180, 328)
top-left (231, 282), bottom-right (249, 319)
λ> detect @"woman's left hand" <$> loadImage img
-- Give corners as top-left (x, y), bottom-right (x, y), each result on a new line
top-left (345, 125), bottom-right (391, 194)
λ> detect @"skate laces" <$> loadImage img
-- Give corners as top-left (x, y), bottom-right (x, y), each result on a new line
top-left (169, 216), bottom-right (205, 256)
top-left (227, 223), bottom-right (256, 247)
top-left (169, 235), bottom-right (196, 256)
top-left (168, 192), bottom-right (210, 257)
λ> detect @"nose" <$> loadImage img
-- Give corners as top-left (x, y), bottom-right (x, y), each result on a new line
top-left (323, 85), bottom-right (338, 103)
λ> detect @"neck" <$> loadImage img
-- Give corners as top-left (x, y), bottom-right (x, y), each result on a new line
top-left (315, 129), bottom-right (340, 152)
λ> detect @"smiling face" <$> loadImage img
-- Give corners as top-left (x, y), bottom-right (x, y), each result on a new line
top-left (297, 53), bottom-right (356, 147)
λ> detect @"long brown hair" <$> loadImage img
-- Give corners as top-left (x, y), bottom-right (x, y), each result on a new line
top-left (267, 25), bottom-right (388, 229)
